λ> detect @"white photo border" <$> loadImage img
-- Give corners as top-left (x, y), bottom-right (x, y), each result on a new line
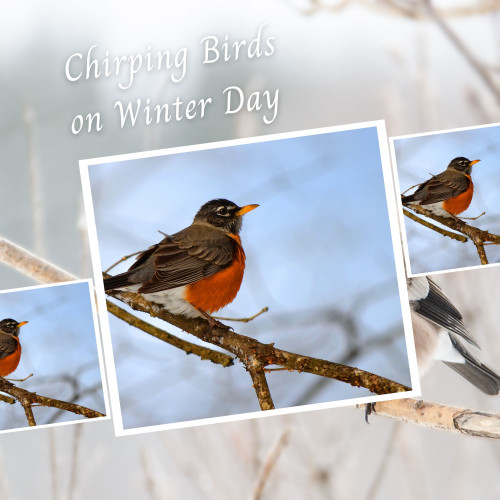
top-left (389, 121), bottom-right (500, 278)
top-left (80, 120), bottom-right (420, 436)
top-left (0, 279), bottom-right (111, 435)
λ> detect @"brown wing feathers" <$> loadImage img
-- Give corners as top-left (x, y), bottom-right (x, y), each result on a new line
top-left (403, 170), bottom-right (471, 205)
top-left (0, 335), bottom-right (18, 359)
top-left (104, 226), bottom-right (236, 293)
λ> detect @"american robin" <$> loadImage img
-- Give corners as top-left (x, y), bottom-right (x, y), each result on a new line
top-left (407, 276), bottom-right (500, 395)
top-left (402, 157), bottom-right (480, 217)
top-left (104, 199), bottom-right (259, 322)
top-left (0, 319), bottom-right (28, 377)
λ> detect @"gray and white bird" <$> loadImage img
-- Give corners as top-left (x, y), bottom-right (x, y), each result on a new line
top-left (408, 276), bottom-right (500, 395)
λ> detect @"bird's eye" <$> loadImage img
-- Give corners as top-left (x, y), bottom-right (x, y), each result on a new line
top-left (215, 206), bottom-right (230, 217)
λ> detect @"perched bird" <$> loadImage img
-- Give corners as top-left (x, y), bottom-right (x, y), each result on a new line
top-left (402, 157), bottom-right (480, 217)
top-left (0, 319), bottom-right (28, 377)
top-left (407, 276), bottom-right (500, 395)
top-left (104, 199), bottom-right (259, 322)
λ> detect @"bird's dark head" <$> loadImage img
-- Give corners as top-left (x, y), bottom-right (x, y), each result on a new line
top-left (193, 199), bottom-right (259, 234)
top-left (448, 157), bottom-right (480, 175)
top-left (0, 318), bottom-right (28, 337)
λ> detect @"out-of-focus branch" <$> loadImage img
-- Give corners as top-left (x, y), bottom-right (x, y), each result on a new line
top-left (106, 288), bottom-right (410, 410)
top-left (0, 237), bottom-right (76, 284)
top-left (303, 0), bottom-right (500, 19)
top-left (360, 398), bottom-right (500, 439)
top-left (252, 428), bottom-right (292, 500)
top-left (422, 0), bottom-right (500, 104)
top-left (0, 377), bottom-right (105, 426)
top-left (403, 204), bottom-right (500, 265)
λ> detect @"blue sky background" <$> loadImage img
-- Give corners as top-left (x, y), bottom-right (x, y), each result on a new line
top-left (89, 126), bottom-right (412, 429)
top-left (394, 124), bottom-right (500, 274)
top-left (0, 281), bottom-right (106, 430)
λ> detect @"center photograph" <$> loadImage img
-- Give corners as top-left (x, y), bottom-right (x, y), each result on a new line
top-left (80, 122), bottom-right (417, 435)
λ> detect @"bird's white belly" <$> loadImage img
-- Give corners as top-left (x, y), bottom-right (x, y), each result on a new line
top-left (117, 284), bottom-right (203, 318)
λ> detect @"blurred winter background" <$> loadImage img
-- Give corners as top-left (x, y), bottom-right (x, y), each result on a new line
top-left (0, 281), bottom-right (105, 430)
top-left (394, 124), bottom-right (500, 274)
top-left (1, 0), bottom-right (500, 498)
top-left (88, 127), bottom-right (410, 428)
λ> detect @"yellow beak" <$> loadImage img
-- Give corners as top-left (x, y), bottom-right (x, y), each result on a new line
top-left (469, 159), bottom-right (480, 166)
top-left (17, 321), bottom-right (29, 327)
top-left (235, 204), bottom-right (259, 216)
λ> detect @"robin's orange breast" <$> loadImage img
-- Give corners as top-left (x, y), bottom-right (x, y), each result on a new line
top-left (185, 235), bottom-right (246, 313)
top-left (0, 340), bottom-right (21, 377)
top-left (442, 176), bottom-right (473, 215)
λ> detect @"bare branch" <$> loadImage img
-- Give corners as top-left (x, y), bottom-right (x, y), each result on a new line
top-left (214, 307), bottom-right (269, 323)
top-left (21, 399), bottom-right (37, 426)
top-left (104, 251), bottom-right (142, 273)
top-left (360, 398), bottom-right (500, 439)
top-left (403, 204), bottom-right (500, 264)
top-left (0, 237), bottom-right (76, 284)
top-left (0, 377), bottom-right (105, 425)
top-left (22, 101), bottom-right (45, 256)
top-left (0, 394), bottom-right (15, 404)
top-left (106, 288), bottom-right (410, 410)
top-left (421, 0), bottom-right (500, 104)
top-left (106, 300), bottom-right (234, 367)
top-left (402, 208), bottom-right (468, 242)
top-left (247, 358), bottom-right (275, 411)
top-left (252, 428), bottom-right (292, 500)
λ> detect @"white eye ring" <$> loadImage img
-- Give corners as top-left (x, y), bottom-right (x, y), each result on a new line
top-left (216, 206), bottom-right (230, 217)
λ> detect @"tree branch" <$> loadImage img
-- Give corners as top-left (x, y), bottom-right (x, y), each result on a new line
top-left (402, 208), bottom-right (468, 242)
top-left (0, 237), bottom-right (76, 284)
top-left (0, 377), bottom-right (105, 426)
top-left (421, 0), bottom-right (500, 104)
top-left (403, 204), bottom-right (500, 264)
top-left (246, 357), bottom-right (275, 411)
top-left (252, 428), bottom-right (292, 500)
top-left (106, 300), bottom-right (234, 367)
top-left (360, 398), bottom-right (500, 439)
top-left (106, 288), bottom-right (410, 410)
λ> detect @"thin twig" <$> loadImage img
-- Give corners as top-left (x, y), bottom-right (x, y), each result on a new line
top-left (22, 101), bottom-right (45, 256)
top-left (106, 300), bottom-right (234, 367)
top-left (422, 0), bottom-right (500, 104)
top-left (214, 307), bottom-right (269, 323)
top-left (302, 0), bottom-right (500, 19)
top-left (49, 429), bottom-right (59, 500)
top-left (365, 424), bottom-right (402, 500)
top-left (68, 424), bottom-right (82, 500)
top-left (7, 374), bottom-right (33, 382)
top-left (104, 251), bottom-right (142, 273)
top-left (252, 428), bottom-right (292, 500)
top-left (461, 212), bottom-right (486, 221)
top-left (0, 394), bottom-right (15, 404)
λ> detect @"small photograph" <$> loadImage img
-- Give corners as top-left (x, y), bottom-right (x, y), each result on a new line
top-left (391, 123), bottom-right (500, 275)
top-left (0, 280), bottom-right (107, 432)
top-left (81, 122), bottom-right (418, 435)
top-left (407, 266), bottom-right (500, 405)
